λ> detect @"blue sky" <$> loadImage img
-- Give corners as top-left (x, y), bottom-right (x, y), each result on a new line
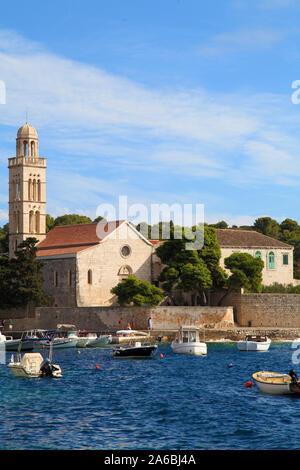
top-left (1, 0), bottom-right (300, 226)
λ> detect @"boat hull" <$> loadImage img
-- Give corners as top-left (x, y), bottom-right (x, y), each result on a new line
top-left (8, 363), bottom-right (40, 378)
top-left (5, 339), bottom-right (38, 351)
top-left (8, 363), bottom-right (62, 378)
top-left (7, 353), bottom-right (62, 378)
top-left (40, 338), bottom-right (78, 349)
top-left (171, 341), bottom-right (207, 355)
top-left (113, 345), bottom-right (157, 358)
top-left (237, 341), bottom-right (271, 351)
top-left (87, 335), bottom-right (112, 347)
top-left (252, 371), bottom-right (292, 394)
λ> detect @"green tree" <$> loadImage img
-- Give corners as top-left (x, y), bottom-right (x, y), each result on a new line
top-left (93, 216), bottom-right (105, 223)
top-left (218, 253), bottom-right (264, 305)
top-left (10, 238), bottom-right (52, 308)
top-left (53, 214), bottom-right (92, 226)
top-left (0, 238), bottom-right (52, 309)
top-left (280, 218), bottom-right (299, 233)
top-left (46, 214), bottom-right (55, 232)
top-left (0, 223), bottom-right (9, 253)
top-left (253, 217), bottom-right (280, 239)
top-left (209, 221), bottom-right (228, 229)
top-left (0, 256), bottom-right (16, 308)
top-left (155, 226), bottom-right (227, 305)
top-left (111, 275), bottom-right (164, 306)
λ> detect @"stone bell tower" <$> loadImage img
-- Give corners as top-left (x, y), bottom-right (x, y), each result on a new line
top-left (8, 123), bottom-right (47, 257)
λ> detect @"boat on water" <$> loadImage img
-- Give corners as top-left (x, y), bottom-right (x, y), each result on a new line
top-left (252, 370), bottom-right (300, 395)
top-left (40, 333), bottom-right (78, 349)
top-left (113, 341), bottom-right (158, 359)
top-left (116, 330), bottom-right (149, 336)
top-left (66, 330), bottom-right (98, 348)
top-left (171, 326), bottom-right (207, 356)
top-left (0, 331), bottom-right (13, 345)
top-left (4, 329), bottom-right (52, 351)
top-left (8, 339), bottom-right (62, 378)
top-left (237, 335), bottom-right (271, 352)
top-left (87, 334), bottom-right (112, 347)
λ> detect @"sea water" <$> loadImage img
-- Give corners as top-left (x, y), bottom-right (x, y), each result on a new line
top-left (0, 342), bottom-right (299, 450)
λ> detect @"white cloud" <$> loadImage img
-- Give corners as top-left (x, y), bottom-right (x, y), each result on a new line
top-left (0, 27), bottom-right (300, 223)
top-left (0, 209), bottom-right (8, 223)
top-left (198, 29), bottom-right (283, 56)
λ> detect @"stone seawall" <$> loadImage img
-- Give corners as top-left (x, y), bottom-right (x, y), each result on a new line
top-left (236, 293), bottom-right (300, 327)
top-left (2, 305), bottom-right (234, 333)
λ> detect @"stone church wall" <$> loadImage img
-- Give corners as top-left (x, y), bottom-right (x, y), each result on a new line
top-left (41, 257), bottom-right (77, 307)
top-left (76, 226), bottom-right (153, 307)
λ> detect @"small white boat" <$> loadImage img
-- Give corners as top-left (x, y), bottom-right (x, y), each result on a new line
top-left (8, 336), bottom-right (62, 379)
top-left (8, 353), bottom-right (62, 378)
top-left (171, 326), bottom-right (207, 356)
top-left (40, 336), bottom-right (78, 349)
top-left (68, 331), bottom-right (98, 348)
top-left (87, 335), bottom-right (112, 347)
top-left (252, 371), bottom-right (294, 395)
top-left (0, 331), bottom-right (13, 344)
top-left (4, 330), bottom-right (50, 351)
top-left (237, 335), bottom-right (271, 352)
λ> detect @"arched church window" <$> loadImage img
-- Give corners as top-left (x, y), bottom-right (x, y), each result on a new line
top-left (29, 210), bottom-right (34, 233)
top-left (268, 252), bottom-right (275, 270)
top-left (30, 141), bottom-right (35, 157)
top-left (118, 265), bottom-right (132, 280)
top-left (35, 211), bottom-right (40, 234)
top-left (23, 141), bottom-right (28, 157)
top-left (13, 212), bottom-right (17, 233)
top-left (28, 179), bottom-right (32, 200)
top-left (32, 180), bottom-right (36, 201)
top-left (16, 211), bottom-right (20, 234)
top-left (37, 180), bottom-right (41, 201)
top-left (68, 270), bottom-right (72, 286)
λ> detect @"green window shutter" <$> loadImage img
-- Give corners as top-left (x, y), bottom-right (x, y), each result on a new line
top-left (283, 254), bottom-right (289, 265)
top-left (255, 251), bottom-right (261, 258)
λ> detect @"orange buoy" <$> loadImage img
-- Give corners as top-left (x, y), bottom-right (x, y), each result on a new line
top-left (159, 353), bottom-right (163, 358)
top-left (245, 381), bottom-right (253, 388)
top-left (95, 364), bottom-right (100, 370)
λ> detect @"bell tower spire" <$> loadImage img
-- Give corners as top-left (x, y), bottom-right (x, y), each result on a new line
top-left (8, 123), bottom-right (47, 257)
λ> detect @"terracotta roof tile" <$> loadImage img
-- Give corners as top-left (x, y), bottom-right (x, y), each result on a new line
top-left (37, 246), bottom-right (88, 257)
top-left (149, 229), bottom-right (293, 249)
top-left (37, 220), bottom-right (123, 257)
top-left (215, 229), bottom-right (293, 249)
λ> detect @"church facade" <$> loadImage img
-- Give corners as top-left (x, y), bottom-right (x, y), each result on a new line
top-left (8, 124), bottom-right (296, 307)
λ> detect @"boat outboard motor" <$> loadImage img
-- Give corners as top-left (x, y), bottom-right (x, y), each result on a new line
top-left (289, 369), bottom-right (299, 384)
top-left (40, 358), bottom-right (54, 377)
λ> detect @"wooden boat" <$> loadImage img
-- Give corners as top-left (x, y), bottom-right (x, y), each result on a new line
top-left (171, 326), bottom-right (207, 355)
top-left (237, 335), bottom-right (271, 352)
top-left (113, 341), bottom-right (158, 359)
top-left (252, 371), bottom-right (295, 394)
